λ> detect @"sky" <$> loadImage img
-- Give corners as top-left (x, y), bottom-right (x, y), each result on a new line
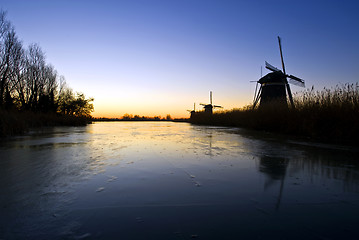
top-left (1, 0), bottom-right (359, 118)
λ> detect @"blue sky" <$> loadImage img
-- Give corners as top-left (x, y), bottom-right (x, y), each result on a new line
top-left (1, 0), bottom-right (358, 117)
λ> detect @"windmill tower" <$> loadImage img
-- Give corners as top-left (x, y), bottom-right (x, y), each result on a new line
top-left (200, 91), bottom-right (222, 114)
top-left (253, 36), bottom-right (305, 109)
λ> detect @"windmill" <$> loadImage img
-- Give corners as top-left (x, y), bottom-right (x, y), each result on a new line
top-left (187, 102), bottom-right (196, 113)
top-left (200, 91), bottom-right (222, 114)
top-left (253, 36), bottom-right (305, 109)
top-left (187, 103), bottom-right (196, 118)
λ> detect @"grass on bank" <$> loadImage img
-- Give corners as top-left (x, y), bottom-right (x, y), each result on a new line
top-left (190, 83), bottom-right (359, 145)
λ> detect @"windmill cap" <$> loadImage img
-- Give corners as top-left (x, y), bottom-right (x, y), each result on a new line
top-left (258, 71), bottom-right (286, 84)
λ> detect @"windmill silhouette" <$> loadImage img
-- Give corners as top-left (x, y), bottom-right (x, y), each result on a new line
top-left (253, 36), bottom-right (305, 109)
top-left (187, 103), bottom-right (196, 118)
top-left (187, 103), bottom-right (196, 113)
top-left (200, 91), bottom-right (222, 114)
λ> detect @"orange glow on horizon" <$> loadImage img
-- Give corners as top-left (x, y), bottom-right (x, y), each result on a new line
top-left (88, 85), bottom-right (254, 119)
top-left (91, 111), bottom-right (189, 119)
top-left (91, 99), bottom-right (252, 119)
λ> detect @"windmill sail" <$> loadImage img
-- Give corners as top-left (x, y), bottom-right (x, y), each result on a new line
top-left (288, 75), bottom-right (305, 87)
top-left (288, 78), bottom-right (305, 87)
top-left (265, 61), bottom-right (281, 72)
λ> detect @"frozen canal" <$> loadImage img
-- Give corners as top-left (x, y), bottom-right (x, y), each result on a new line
top-left (1, 122), bottom-right (359, 239)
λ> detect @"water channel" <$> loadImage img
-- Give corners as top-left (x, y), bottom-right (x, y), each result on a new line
top-left (1, 122), bottom-right (358, 239)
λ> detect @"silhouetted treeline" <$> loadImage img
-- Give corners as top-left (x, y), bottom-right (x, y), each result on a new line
top-left (95, 114), bottom-right (173, 122)
top-left (0, 10), bottom-right (93, 136)
top-left (190, 83), bottom-right (359, 145)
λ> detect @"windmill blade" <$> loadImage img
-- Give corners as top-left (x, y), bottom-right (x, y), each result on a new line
top-left (253, 85), bottom-right (262, 109)
top-left (199, 103), bottom-right (206, 106)
top-left (287, 75), bottom-right (305, 87)
top-left (253, 82), bottom-right (259, 103)
top-left (286, 83), bottom-right (295, 108)
top-left (288, 79), bottom-right (305, 87)
top-left (265, 61), bottom-right (281, 72)
top-left (278, 36), bottom-right (287, 75)
top-left (213, 105), bottom-right (222, 108)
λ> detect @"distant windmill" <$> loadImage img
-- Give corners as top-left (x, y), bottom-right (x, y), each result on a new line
top-left (253, 36), bottom-right (305, 109)
top-left (187, 103), bottom-right (196, 118)
top-left (200, 91), bottom-right (222, 114)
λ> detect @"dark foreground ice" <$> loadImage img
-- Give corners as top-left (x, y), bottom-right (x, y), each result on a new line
top-left (0, 122), bottom-right (358, 239)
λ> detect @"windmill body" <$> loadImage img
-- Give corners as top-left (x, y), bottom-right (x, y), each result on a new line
top-left (258, 71), bottom-right (288, 107)
top-left (203, 104), bottom-right (214, 114)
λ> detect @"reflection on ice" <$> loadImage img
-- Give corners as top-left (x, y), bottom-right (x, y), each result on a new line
top-left (1, 122), bottom-right (359, 239)
top-left (258, 155), bottom-right (288, 210)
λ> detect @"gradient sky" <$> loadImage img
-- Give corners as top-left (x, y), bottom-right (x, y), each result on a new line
top-left (1, 0), bottom-right (358, 118)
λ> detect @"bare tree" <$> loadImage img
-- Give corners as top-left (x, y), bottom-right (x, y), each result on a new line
top-left (38, 64), bottom-right (58, 112)
top-left (0, 10), bottom-right (10, 40)
top-left (11, 42), bottom-right (26, 109)
top-left (0, 28), bottom-right (21, 106)
top-left (24, 43), bottom-right (45, 110)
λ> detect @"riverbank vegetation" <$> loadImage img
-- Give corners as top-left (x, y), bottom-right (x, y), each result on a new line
top-left (190, 83), bottom-right (359, 145)
top-left (0, 10), bottom-right (93, 136)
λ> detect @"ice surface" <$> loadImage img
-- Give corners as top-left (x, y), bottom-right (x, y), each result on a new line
top-left (1, 122), bottom-right (359, 239)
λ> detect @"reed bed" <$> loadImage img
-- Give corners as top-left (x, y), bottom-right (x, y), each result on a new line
top-left (190, 83), bottom-right (359, 145)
